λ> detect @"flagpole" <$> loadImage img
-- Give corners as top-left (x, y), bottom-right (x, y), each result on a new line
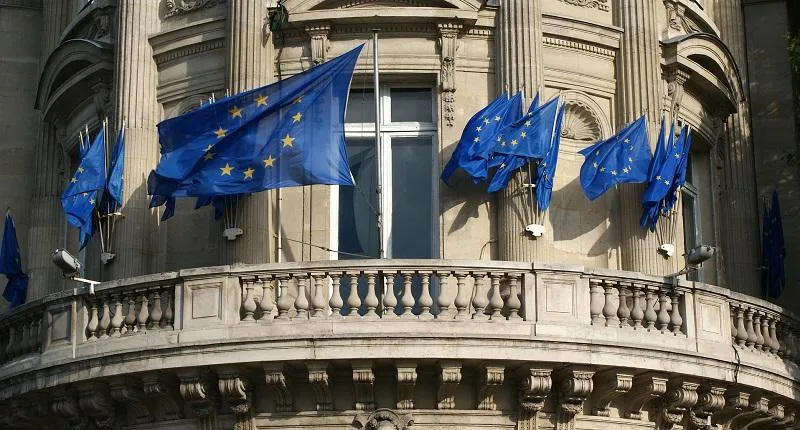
top-left (276, 189), bottom-right (283, 263)
top-left (372, 29), bottom-right (385, 259)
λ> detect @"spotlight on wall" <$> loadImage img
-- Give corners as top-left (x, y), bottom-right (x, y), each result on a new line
top-left (51, 249), bottom-right (100, 295)
top-left (666, 245), bottom-right (716, 285)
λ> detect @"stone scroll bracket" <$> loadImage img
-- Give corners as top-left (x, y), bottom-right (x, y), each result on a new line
top-left (141, 372), bottom-right (185, 422)
top-left (177, 368), bottom-right (220, 429)
top-left (437, 22), bottom-right (463, 127)
top-left (555, 366), bottom-right (595, 430)
top-left (477, 365), bottom-right (506, 411)
top-left (516, 364), bottom-right (553, 430)
top-left (52, 386), bottom-right (89, 430)
top-left (305, 23), bottom-right (331, 66)
top-left (623, 372), bottom-right (668, 420)
top-left (396, 361), bottom-right (418, 410)
top-left (591, 369), bottom-right (633, 417)
top-left (77, 381), bottom-right (117, 430)
top-left (307, 361), bottom-right (333, 412)
top-left (264, 362), bottom-right (294, 413)
top-left (657, 377), bottom-right (699, 430)
top-left (108, 376), bottom-right (153, 426)
top-left (665, 68), bottom-right (690, 125)
top-left (353, 360), bottom-right (376, 412)
top-left (437, 360), bottom-right (462, 410)
top-left (217, 366), bottom-right (257, 430)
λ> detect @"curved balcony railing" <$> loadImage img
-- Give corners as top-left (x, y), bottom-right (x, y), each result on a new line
top-left (0, 260), bottom-right (798, 404)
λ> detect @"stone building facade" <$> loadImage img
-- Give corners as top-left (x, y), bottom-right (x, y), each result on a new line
top-left (0, 0), bottom-right (798, 429)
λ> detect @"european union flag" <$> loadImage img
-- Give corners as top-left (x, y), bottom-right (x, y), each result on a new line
top-left (663, 129), bottom-right (692, 213)
top-left (535, 103), bottom-right (565, 211)
top-left (61, 128), bottom-right (106, 249)
top-left (763, 190), bottom-right (786, 299)
top-left (148, 45), bottom-right (362, 206)
top-left (641, 124), bottom-right (687, 230)
top-left (579, 115), bottom-right (652, 201)
top-left (493, 96), bottom-right (560, 159)
top-left (1, 211), bottom-right (28, 308)
top-left (486, 94), bottom-right (536, 193)
top-left (102, 126), bottom-right (125, 214)
top-left (440, 92), bottom-right (511, 185)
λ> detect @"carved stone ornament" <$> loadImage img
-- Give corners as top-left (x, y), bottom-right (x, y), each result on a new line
top-left (307, 361), bottom-right (333, 411)
top-left (353, 361), bottom-right (376, 411)
top-left (77, 382), bottom-right (116, 430)
top-left (52, 387), bottom-right (89, 430)
top-left (592, 370), bottom-right (633, 417)
top-left (218, 369), bottom-right (255, 430)
top-left (663, 0), bottom-right (700, 38)
top-left (353, 408), bottom-right (413, 430)
top-left (666, 69), bottom-right (691, 124)
top-left (687, 384), bottom-right (725, 429)
top-left (177, 369), bottom-right (218, 421)
top-left (659, 379), bottom-right (699, 428)
top-left (555, 367), bottom-right (594, 430)
top-left (561, 102), bottom-right (603, 141)
top-left (437, 22), bottom-right (461, 127)
top-left (141, 373), bottom-right (184, 421)
top-left (396, 361), bottom-right (418, 410)
top-left (74, 6), bottom-right (114, 41)
top-left (437, 361), bottom-right (462, 410)
top-left (264, 363), bottom-right (294, 413)
top-left (556, 0), bottom-right (609, 12)
top-left (476, 365), bottom-right (505, 411)
top-left (624, 373), bottom-right (668, 420)
top-left (165, 0), bottom-right (225, 18)
top-left (306, 24), bottom-right (331, 65)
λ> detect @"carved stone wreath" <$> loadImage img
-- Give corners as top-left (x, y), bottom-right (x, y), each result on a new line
top-left (353, 409), bottom-right (413, 430)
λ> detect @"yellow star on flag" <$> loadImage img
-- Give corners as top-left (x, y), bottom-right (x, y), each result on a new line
top-left (229, 106), bottom-right (243, 118)
top-left (71, 177), bottom-right (78, 183)
top-left (476, 126), bottom-right (482, 132)
top-left (255, 95), bottom-right (268, 107)
top-left (214, 127), bottom-right (227, 139)
top-left (89, 198), bottom-right (95, 205)
top-left (294, 95), bottom-right (304, 104)
top-left (474, 137), bottom-right (480, 143)
top-left (204, 151), bottom-right (215, 161)
top-left (220, 163), bottom-right (234, 176)
top-left (483, 118), bottom-right (491, 125)
top-left (494, 116), bottom-right (501, 122)
top-left (525, 120), bottom-right (532, 127)
top-left (243, 167), bottom-right (255, 180)
top-left (292, 112), bottom-right (303, 123)
top-left (281, 134), bottom-right (295, 148)
top-left (520, 131), bottom-right (527, 138)
top-left (263, 155), bottom-right (275, 168)
top-left (511, 139), bottom-right (518, 146)
top-left (77, 167), bottom-right (84, 173)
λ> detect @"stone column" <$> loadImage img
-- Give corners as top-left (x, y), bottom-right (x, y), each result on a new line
top-left (110, 1), bottom-right (161, 279)
top-left (41, 0), bottom-right (71, 61)
top-left (712, 1), bottom-right (760, 293)
top-left (495, 0), bottom-right (545, 262)
top-left (614, 0), bottom-right (673, 275)
top-left (219, 0), bottom-right (274, 265)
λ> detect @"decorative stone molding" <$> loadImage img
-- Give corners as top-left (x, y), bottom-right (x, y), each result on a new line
top-left (437, 361), bottom-right (462, 409)
top-left (624, 373), bottom-right (668, 420)
top-left (306, 23), bottom-right (331, 65)
top-left (542, 37), bottom-right (615, 59)
top-left (318, 0), bottom-right (438, 8)
top-left (109, 376), bottom-right (152, 425)
top-left (217, 368), bottom-right (255, 430)
top-left (264, 363), bottom-right (294, 413)
top-left (663, 0), bottom-right (700, 38)
top-left (555, 0), bottom-right (608, 12)
top-left (712, 389), bottom-right (750, 428)
top-left (77, 382), bottom-right (116, 430)
top-left (177, 369), bottom-right (218, 426)
top-left (154, 39), bottom-right (226, 66)
top-left (687, 384), bottom-right (725, 429)
top-left (52, 387), bottom-right (88, 430)
top-left (659, 378), bottom-right (699, 429)
top-left (353, 361), bottom-right (376, 411)
top-left (396, 361), bottom-right (418, 410)
top-left (476, 365), bottom-right (505, 411)
top-left (437, 22), bottom-right (462, 127)
top-left (307, 361), bottom-right (333, 411)
top-left (591, 370), bottom-right (633, 417)
top-left (729, 394), bottom-right (771, 428)
top-left (353, 408), bottom-right (414, 430)
top-left (71, 6), bottom-right (114, 42)
top-left (517, 366), bottom-right (552, 430)
top-left (141, 373), bottom-right (184, 421)
top-left (0, 0), bottom-right (42, 9)
top-left (561, 102), bottom-right (603, 142)
top-left (165, 0), bottom-right (225, 18)
top-left (555, 367), bottom-right (594, 429)
top-left (666, 69), bottom-right (691, 123)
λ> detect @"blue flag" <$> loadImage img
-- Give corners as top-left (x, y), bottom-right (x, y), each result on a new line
top-left (663, 128), bottom-right (692, 214)
top-left (641, 124), bottom-right (686, 230)
top-left (487, 152), bottom-right (531, 193)
top-left (102, 126), bottom-right (125, 214)
top-left (488, 93), bottom-right (536, 171)
top-left (649, 117), bottom-right (668, 183)
top-left (493, 96), bottom-right (560, 159)
top-left (763, 190), bottom-right (786, 299)
top-left (61, 128), bottom-right (106, 249)
top-left (578, 115), bottom-right (652, 201)
top-left (440, 93), bottom-right (511, 185)
top-left (148, 45), bottom-right (363, 206)
top-left (1, 212), bottom-right (28, 308)
top-left (535, 103), bottom-right (565, 212)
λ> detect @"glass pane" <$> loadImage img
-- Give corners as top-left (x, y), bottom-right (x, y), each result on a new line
top-left (685, 153), bottom-right (694, 185)
top-left (390, 88), bottom-right (433, 123)
top-left (345, 89), bottom-right (376, 124)
top-left (682, 193), bottom-right (698, 281)
top-left (339, 138), bottom-right (379, 259)
top-left (391, 137), bottom-right (435, 258)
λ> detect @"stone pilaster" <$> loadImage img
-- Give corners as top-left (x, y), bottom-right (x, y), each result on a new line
top-left (26, 122), bottom-right (64, 300)
top-left (495, 0), bottom-right (545, 262)
top-left (614, 0), bottom-right (673, 275)
top-left (42, 0), bottom-right (70, 61)
top-left (110, 0), bottom-right (161, 278)
top-left (219, 0), bottom-right (275, 265)
top-left (712, 1), bottom-right (760, 293)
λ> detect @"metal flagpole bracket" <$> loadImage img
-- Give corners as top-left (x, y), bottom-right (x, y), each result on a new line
top-left (525, 224), bottom-right (545, 237)
top-left (224, 227), bottom-right (244, 241)
top-left (658, 244), bottom-right (675, 258)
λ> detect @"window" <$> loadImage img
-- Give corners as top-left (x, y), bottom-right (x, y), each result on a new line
top-left (682, 153), bottom-right (701, 281)
top-left (333, 85), bottom-right (439, 260)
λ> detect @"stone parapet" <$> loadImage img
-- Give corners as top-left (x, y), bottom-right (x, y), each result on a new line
top-left (0, 260), bottom-right (797, 428)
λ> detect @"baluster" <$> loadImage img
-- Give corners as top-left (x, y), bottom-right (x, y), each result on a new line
top-left (769, 317), bottom-right (779, 355)
top-left (310, 273), bottom-right (327, 319)
top-left (24, 319), bottom-right (34, 353)
top-left (617, 282), bottom-right (631, 328)
top-left (162, 289), bottom-right (174, 329)
top-left (364, 272), bottom-right (379, 319)
top-left (644, 287), bottom-right (658, 330)
top-left (97, 297), bottom-right (111, 340)
top-left (329, 273), bottom-right (343, 318)
top-left (87, 298), bottom-right (99, 342)
top-left (347, 273), bottom-right (362, 318)
top-left (294, 275), bottom-right (310, 320)
top-left (6, 326), bottom-right (16, 358)
top-left (419, 271), bottom-right (434, 320)
top-left (437, 271), bottom-right (454, 319)
top-left (453, 272), bottom-right (470, 320)
top-left (744, 308), bottom-right (757, 348)
top-left (32, 318), bottom-right (42, 352)
top-left (507, 274), bottom-right (522, 320)
top-left (241, 280), bottom-right (257, 322)
top-left (656, 291), bottom-right (670, 333)
top-left (137, 293), bottom-right (150, 334)
top-left (124, 294), bottom-right (137, 335)
top-left (382, 273), bottom-right (397, 318)
top-left (471, 273), bottom-right (489, 320)
top-left (753, 312), bottom-right (765, 350)
top-left (669, 292), bottom-right (683, 335)
top-left (734, 306), bottom-right (748, 346)
top-left (257, 279), bottom-right (275, 321)
top-left (19, 320), bottom-right (29, 353)
top-left (778, 321), bottom-right (790, 358)
top-left (276, 276), bottom-right (293, 319)
top-left (488, 274), bottom-right (504, 321)
top-left (589, 279), bottom-right (605, 325)
top-left (110, 296), bottom-right (124, 337)
top-left (149, 290), bottom-right (163, 330)
top-left (730, 305), bottom-right (738, 342)
top-left (759, 313), bottom-right (770, 352)
top-left (400, 273), bottom-right (415, 318)
top-left (630, 284), bottom-right (644, 329)
top-left (603, 281), bottom-right (620, 327)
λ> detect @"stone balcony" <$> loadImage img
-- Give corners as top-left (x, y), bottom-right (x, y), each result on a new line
top-left (0, 259), bottom-right (798, 429)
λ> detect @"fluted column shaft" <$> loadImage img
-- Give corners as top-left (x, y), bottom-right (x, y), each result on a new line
top-left (496, 0), bottom-right (544, 262)
top-left (41, 0), bottom-right (70, 62)
top-left (615, 0), bottom-right (672, 275)
top-left (713, 1), bottom-right (760, 293)
top-left (110, 1), bottom-right (161, 279)
top-left (219, 0), bottom-right (274, 265)
top-left (27, 122), bottom-right (64, 300)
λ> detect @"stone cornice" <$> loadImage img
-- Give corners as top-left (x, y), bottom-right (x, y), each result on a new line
top-left (543, 36), bottom-right (615, 58)
top-left (149, 17), bottom-right (226, 67)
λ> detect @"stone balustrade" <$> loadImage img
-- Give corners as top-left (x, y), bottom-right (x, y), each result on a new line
top-left (0, 260), bottom-right (797, 429)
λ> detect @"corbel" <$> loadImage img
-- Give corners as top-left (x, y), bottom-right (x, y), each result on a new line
top-left (307, 361), bottom-right (333, 411)
top-left (263, 362), bottom-right (294, 413)
top-left (437, 360), bottom-right (462, 410)
top-left (591, 369), bottom-right (633, 416)
top-left (476, 365), bottom-right (505, 411)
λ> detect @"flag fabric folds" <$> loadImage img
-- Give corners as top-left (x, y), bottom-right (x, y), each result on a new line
top-left (102, 126), bottom-right (125, 214)
top-left (486, 94), bottom-right (538, 193)
top-left (440, 93), bottom-right (513, 185)
top-left (148, 45), bottom-right (363, 209)
top-left (578, 115), bottom-right (652, 201)
top-left (61, 128), bottom-right (106, 249)
top-left (762, 190), bottom-right (786, 299)
top-left (492, 96), bottom-right (560, 159)
top-left (1, 211), bottom-right (28, 308)
top-left (640, 123), bottom-right (690, 230)
top-left (535, 103), bottom-right (565, 212)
